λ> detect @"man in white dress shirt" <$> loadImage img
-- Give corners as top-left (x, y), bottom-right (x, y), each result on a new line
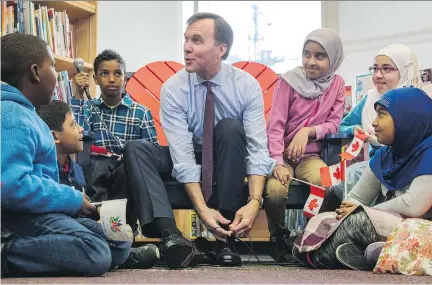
top-left (123, 12), bottom-right (275, 268)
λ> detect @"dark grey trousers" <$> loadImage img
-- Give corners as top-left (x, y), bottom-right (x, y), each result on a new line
top-left (310, 211), bottom-right (380, 269)
top-left (123, 119), bottom-right (249, 238)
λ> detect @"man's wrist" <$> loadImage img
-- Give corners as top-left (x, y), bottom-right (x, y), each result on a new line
top-left (248, 196), bottom-right (263, 209)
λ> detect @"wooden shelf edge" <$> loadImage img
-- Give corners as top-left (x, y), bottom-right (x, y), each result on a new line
top-left (54, 54), bottom-right (93, 73)
top-left (33, 1), bottom-right (96, 20)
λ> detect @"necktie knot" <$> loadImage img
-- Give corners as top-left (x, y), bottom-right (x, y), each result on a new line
top-left (205, 81), bottom-right (212, 91)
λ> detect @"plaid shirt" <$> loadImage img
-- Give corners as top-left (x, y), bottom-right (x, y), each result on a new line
top-left (71, 93), bottom-right (158, 154)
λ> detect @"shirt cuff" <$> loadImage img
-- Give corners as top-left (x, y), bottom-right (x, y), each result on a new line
top-left (172, 163), bottom-right (202, 183)
top-left (247, 156), bottom-right (277, 176)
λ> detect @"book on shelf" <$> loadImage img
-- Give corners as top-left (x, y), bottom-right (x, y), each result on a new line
top-left (53, 70), bottom-right (73, 105)
top-left (1, 1), bottom-right (74, 59)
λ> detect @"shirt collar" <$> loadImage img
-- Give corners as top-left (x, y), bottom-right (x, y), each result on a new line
top-left (193, 64), bottom-right (225, 87)
top-left (95, 93), bottom-right (133, 109)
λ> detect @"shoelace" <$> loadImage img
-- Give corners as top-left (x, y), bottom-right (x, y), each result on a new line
top-left (234, 235), bottom-right (303, 266)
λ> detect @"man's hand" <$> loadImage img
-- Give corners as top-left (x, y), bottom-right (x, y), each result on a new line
top-left (273, 165), bottom-right (291, 186)
top-left (73, 72), bottom-right (91, 99)
top-left (75, 196), bottom-right (97, 218)
top-left (198, 207), bottom-right (232, 239)
top-left (284, 127), bottom-right (311, 162)
top-left (335, 201), bottom-right (357, 220)
top-left (229, 200), bottom-right (260, 237)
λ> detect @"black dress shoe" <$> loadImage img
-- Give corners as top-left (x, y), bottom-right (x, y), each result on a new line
top-left (160, 230), bottom-right (195, 269)
top-left (215, 237), bottom-right (241, 267)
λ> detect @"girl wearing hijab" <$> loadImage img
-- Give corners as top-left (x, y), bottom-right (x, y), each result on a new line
top-left (340, 44), bottom-right (423, 156)
top-left (294, 87), bottom-right (432, 270)
top-left (264, 28), bottom-right (345, 262)
top-left (329, 44), bottom-right (424, 203)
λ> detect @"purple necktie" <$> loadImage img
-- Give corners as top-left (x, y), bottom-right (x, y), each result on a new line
top-left (202, 81), bottom-right (214, 202)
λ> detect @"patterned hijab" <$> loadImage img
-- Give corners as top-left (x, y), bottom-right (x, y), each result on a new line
top-left (369, 87), bottom-right (432, 191)
top-left (281, 28), bottom-right (345, 99)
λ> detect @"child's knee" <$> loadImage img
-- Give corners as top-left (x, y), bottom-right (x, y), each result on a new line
top-left (264, 178), bottom-right (289, 201)
top-left (73, 234), bottom-right (112, 276)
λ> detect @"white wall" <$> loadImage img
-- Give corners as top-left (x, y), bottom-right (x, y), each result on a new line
top-left (97, 1), bottom-right (183, 73)
top-left (332, 1), bottom-right (432, 86)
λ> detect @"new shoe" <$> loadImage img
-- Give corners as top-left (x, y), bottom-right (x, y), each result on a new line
top-left (160, 230), bottom-right (195, 269)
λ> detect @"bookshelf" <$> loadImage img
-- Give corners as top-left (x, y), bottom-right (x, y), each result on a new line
top-left (134, 210), bottom-right (271, 243)
top-left (1, 0), bottom-right (98, 96)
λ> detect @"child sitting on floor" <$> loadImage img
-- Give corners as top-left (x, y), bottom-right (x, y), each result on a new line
top-left (1, 33), bottom-right (130, 278)
top-left (36, 100), bottom-right (160, 270)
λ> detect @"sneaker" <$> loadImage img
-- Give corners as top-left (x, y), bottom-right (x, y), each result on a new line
top-left (119, 244), bottom-right (160, 269)
top-left (336, 242), bottom-right (371, 271)
top-left (160, 230), bottom-right (195, 269)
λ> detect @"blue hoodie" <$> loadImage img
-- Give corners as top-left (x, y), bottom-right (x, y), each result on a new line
top-left (1, 83), bottom-right (83, 215)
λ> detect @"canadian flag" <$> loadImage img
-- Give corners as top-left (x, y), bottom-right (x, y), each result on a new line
top-left (320, 160), bottom-right (346, 187)
top-left (340, 133), bottom-right (368, 160)
top-left (303, 185), bottom-right (325, 218)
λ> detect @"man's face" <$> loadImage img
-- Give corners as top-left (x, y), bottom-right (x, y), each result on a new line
top-left (54, 112), bottom-right (84, 154)
top-left (183, 18), bottom-right (226, 77)
top-left (94, 60), bottom-right (126, 99)
top-left (36, 46), bottom-right (58, 105)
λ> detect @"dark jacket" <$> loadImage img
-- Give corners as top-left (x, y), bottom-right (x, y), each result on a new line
top-left (58, 156), bottom-right (86, 194)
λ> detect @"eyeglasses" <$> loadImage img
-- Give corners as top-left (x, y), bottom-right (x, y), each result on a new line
top-left (369, 66), bottom-right (398, 74)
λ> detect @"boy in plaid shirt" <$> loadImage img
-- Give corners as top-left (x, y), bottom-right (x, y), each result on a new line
top-left (72, 49), bottom-right (158, 154)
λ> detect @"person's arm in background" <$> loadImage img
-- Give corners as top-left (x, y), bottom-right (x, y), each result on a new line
top-left (230, 77), bottom-right (276, 236)
top-left (374, 175), bottom-right (432, 217)
top-left (71, 72), bottom-right (92, 131)
top-left (1, 113), bottom-right (84, 216)
top-left (139, 106), bottom-right (159, 144)
top-left (339, 94), bottom-right (367, 135)
top-left (311, 79), bottom-right (345, 140)
top-left (160, 85), bottom-right (232, 238)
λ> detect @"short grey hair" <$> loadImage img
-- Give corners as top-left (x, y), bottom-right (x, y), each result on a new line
top-left (186, 12), bottom-right (233, 60)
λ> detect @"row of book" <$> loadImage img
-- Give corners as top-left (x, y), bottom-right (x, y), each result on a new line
top-left (53, 71), bottom-right (73, 105)
top-left (1, 1), bottom-right (74, 58)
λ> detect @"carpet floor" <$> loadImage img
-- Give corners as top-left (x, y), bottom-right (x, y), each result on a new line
top-left (2, 265), bottom-right (432, 284)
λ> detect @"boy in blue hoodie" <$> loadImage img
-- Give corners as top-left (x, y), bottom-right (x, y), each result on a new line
top-left (35, 100), bottom-right (160, 270)
top-left (0, 33), bottom-right (131, 277)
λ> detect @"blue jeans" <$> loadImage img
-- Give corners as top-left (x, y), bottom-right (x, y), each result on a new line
top-left (1, 211), bottom-right (131, 277)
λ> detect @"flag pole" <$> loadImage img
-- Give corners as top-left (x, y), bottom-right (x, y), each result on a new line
top-left (289, 177), bottom-right (325, 190)
top-left (343, 157), bottom-right (348, 202)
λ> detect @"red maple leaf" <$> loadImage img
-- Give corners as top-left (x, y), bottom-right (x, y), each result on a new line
top-left (351, 141), bottom-right (360, 152)
top-left (333, 167), bottom-right (342, 180)
top-left (308, 199), bottom-right (319, 211)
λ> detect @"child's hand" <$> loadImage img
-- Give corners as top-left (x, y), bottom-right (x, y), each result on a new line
top-left (335, 201), bottom-right (357, 220)
top-left (354, 126), bottom-right (368, 140)
top-left (272, 165), bottom-right (291, 186)
top-left (75, 197), bottom-right (97, 218)
top-left (73, 72), bottom-right (91, 99)
top-left (284, 128), bottom-right (310, 162)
